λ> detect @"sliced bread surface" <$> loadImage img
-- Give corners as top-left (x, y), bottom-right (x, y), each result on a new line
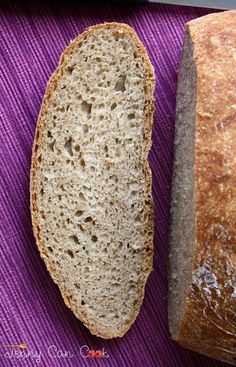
top-left (30, 23), bottom-right (155, 338)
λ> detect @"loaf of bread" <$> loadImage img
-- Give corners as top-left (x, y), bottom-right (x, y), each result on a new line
top-left (168, 11), bottom-right (236, 365)
top-left (30, 23), bottom-right (155, 338)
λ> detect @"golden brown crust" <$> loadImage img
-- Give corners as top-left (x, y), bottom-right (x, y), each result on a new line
top-left (175, 11), bottom-right (236, 364)
top-left (30, 23), bottom-right (155, 339)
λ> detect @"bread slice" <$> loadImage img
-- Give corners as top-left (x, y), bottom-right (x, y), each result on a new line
top-left (30, 23), bottom-right (155, 339)
top-left (168, 11), bottom-right (236, 365)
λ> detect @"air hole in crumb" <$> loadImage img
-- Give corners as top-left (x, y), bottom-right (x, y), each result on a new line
top-left (113, 31), bottom-right (123, 41)
top-left (111, 102), bottom-right (117, 111)
top-left (69, 235), bottom-right (79, 245)
top-left (128, 113), bottom-right (135, 120)
top-left (59, 184), bottom-right (65, 191)
top-left (75, 144), bottom-right (80, 152)
top-left (95, 57), bottom-right (102, 62)
top-left (127, 243), bottom-right (130, 249)
top-left (75, 283), bottom-right (80, 289)
top-left (38, 155), bottom-right (42, 163)
top-left (81, 101), bottom-right (92, 117)
top-left (79, 192), bottom-right (86, 202)
top-left (81, 299), bottom-right (85, 305)
top-left (82, 185), bottom-right (91, 195)
top-left (134, 51), bottom-right (138, 59)
top-left (64, 137), bottom-right (73, 156)
top-left (47, 130), bottom-right (52, 138)
top-left (91, 235), bottom-right (98, 242)
top-left (40, 188), bottom-right (44, 196)
top-left (97, 103), bottom-right (105, 110)
top-left (123, 43), bottom-right (128, 51)
top-left (118, 243), bottom-right (123, 250)
top-left (78, 224), bottom-right (84, 233)
top-left (48, 141), bottom-right (55, 152)
top-left (84, 216), bottom-right (93, 223)
top-left (66, 249), bottom-right (74, 258)
top-left (114, 76), bottom-right (126, 92)
top-left (104, 145), bottom-right (108, 153)
top-left (66, 66), bottom-right (74, 75)
top-left (48, 246), bottom-right (53, 253)
top-left (134, 214), bottom-right (142, 224)
top-left (75, 210), bottom-right (83, 217)
top-left (80, 159), bottom-right (85, 168)
top-left (83, 124), bottom-right (89, 134)
top-left (85, 86), bottom-right (90, 93)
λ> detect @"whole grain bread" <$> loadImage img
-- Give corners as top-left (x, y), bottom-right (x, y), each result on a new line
top-left (168, 11), bottom-right (236, 365)
top-left (30, 23), bottom-right (155, 339)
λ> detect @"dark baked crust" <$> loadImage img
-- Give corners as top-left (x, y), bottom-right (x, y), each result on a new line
top-left (30, 23), bottom-right (155, 339)
top-left (174, 11), bottom-right (236, 365)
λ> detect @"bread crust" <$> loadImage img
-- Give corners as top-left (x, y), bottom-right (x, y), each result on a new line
top-left (172, 11), bottom-right (236, 364)
top-left (30, 23), bottom-right (155, 339)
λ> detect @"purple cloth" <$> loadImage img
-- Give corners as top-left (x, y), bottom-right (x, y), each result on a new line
top-left (0, 2), bottom-right (229, 367)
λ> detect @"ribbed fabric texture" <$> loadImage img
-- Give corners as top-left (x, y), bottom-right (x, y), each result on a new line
top-left (0, 2), bottom-right (228, 367)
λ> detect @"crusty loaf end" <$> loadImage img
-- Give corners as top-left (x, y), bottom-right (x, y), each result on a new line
top-left (169, 11), bottom-right (236, 365)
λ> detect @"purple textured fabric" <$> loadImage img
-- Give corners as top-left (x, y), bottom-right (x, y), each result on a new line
top-left (0, 2), bottom-right (230, 367)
